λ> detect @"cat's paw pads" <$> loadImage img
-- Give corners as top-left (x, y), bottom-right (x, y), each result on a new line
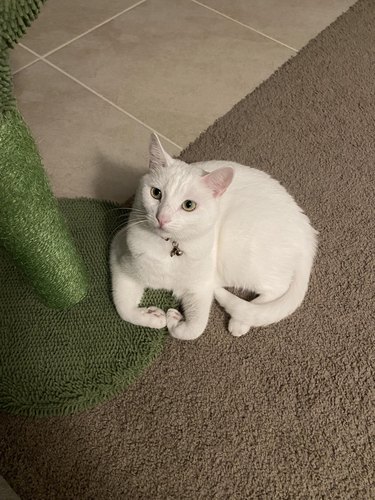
top-left (141, 307), bottom-right (167, 328)
top-left (166, 308), bottom-right (183, 328)
top-left (146, 306), bottom-right (165, 318)
top-left (228, 318), bottom-right (250, 337)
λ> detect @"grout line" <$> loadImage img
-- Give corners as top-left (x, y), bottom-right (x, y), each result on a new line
top-left (25, 0), bottom-right (148, 59)
top-left (18, 45), bottom-right (182, 150)
top-left (190, 0), bottom-right (298, 53)
top-left (13, 57), bottom-right (41, 75)
top-left (19, 43), bottom-right (41, 56)
top-left (19, 43), bottom-right (42, 56)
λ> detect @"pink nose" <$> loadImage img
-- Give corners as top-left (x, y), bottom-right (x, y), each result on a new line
top-left (157, 215), bottom-right (170, 228)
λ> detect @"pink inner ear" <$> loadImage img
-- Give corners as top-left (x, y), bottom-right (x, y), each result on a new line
top-left (203, 167), bottom-right (234, 197)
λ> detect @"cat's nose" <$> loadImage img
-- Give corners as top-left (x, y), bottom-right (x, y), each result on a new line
top-left (157, 215), bottom-right (170, 228)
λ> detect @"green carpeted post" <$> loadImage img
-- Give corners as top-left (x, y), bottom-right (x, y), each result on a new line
top-left (0, 110), bottom-right (89, 308)
top-left (0, 0), bottom-right (89, 308)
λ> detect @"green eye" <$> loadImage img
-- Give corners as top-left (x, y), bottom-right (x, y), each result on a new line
top-left (151, 187), bottom-right (162, 200)
top-left (181, 200), bottom-right (197, 212)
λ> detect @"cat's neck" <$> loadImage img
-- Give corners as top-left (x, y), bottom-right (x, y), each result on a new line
top-left (128, 223), bottom-right (216, 260)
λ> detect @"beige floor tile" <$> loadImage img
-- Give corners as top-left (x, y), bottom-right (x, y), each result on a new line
top-left (14, 61), bottom-right (180, 202)
top-left (48, 0), bottom-right (293, 147)
top-left (21, 0), bottom-right (144, 55)
top-left (10, 45), bottom-right (38, 73)
top-left (199, 0), bottom-right (357, 49)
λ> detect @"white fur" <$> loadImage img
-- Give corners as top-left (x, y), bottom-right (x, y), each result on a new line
top-left (110, 134), bottom-right (317, 340)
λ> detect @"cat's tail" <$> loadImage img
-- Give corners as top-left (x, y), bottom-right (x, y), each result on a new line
top-left (215, 252), bottom-right (315, 330)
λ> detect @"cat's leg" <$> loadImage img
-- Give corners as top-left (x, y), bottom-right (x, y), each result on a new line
top-left (215, 255), bottom-right (309, 334)
top-left (250, 286), bottom-right (288, 304)
top-left (215, 287), bottom-right (284, 336)
top-left (214, 288), bottom-right (252, 337)
top-left (167, 289), bottom-right (213, 340)
top-left (112, 271), bottom-right (166, 328)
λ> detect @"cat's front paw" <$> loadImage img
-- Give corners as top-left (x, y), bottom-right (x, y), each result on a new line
top-left (139, 306), bottom-right (167, 329)
top-left (166, 308), bottom-right (183, 331)
top-left (166, 309), bottom-right (203, 340)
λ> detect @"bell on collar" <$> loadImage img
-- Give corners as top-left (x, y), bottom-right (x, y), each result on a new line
top-left (170, 241), bottom-right (183, 257)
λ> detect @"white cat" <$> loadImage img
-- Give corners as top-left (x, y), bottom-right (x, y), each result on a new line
top-left (110, 134), bottom-right (317, 340)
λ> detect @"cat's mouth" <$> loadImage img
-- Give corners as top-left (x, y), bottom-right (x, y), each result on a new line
top-left (155, 226), bottom-right (171, 238)
top-left (151, 218), bottom-right (178, 240)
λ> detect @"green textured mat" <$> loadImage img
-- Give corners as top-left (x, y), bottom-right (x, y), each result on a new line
top-left (0, 199), bottom-right (175, 417)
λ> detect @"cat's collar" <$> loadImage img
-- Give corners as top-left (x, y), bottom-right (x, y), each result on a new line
top-left (164, 238), bottom-right (183, 257)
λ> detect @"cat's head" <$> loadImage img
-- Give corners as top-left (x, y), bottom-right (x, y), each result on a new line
top-left (135, 133), bottom-right (233, 240)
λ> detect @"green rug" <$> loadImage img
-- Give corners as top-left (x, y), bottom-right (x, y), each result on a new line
top-left (0, 199), bottom-right (176, 417)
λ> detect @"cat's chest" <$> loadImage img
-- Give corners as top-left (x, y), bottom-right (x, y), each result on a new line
top-left (134, 251), bottom-right (188, 289)
top-left (126, 228), bottom-right (214, 290)
top-left (132, 242), bottom-right (211, 291)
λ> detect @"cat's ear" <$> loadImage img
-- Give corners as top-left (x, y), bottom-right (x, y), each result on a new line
top-left (202, 167), bottom-right (234, 197)
top-left (149, 133), bottom-right (172, 169)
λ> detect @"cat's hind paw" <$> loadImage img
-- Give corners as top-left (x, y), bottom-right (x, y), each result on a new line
top-left (228, 318), bottom-right (250, 337)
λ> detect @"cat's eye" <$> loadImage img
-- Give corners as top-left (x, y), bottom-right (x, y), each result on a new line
top-left (150, 187), bottom-right (162, 200)
top-left (181, 200), bottom-right (197, 212)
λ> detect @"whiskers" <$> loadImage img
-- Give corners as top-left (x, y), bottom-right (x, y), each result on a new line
top-left (108, 206), bottom-right (146, 217)
top-left (126, 217), bottom-right (150, 230)
top-left (108, 206), bottom-right (152, 240)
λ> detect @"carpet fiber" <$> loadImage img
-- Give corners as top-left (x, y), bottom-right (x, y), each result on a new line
top-left (0, 0), bottom-right (374, 497)
top-left (0, 199), bottom-right (175, 416)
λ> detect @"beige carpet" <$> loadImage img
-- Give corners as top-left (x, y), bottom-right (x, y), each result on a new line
top-left (1, 0), bottom-right (374, 498)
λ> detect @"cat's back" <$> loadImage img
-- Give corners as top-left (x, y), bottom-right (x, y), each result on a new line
top-left (193, 159), bottom-right (314, 250)
top-left (192, 160), bottom-right (315, 289)
top-left (192, 160), bottom-right (296, 212)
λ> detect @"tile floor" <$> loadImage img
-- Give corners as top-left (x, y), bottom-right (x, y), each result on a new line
top-left (11, 0), bottom-right (355, 202)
